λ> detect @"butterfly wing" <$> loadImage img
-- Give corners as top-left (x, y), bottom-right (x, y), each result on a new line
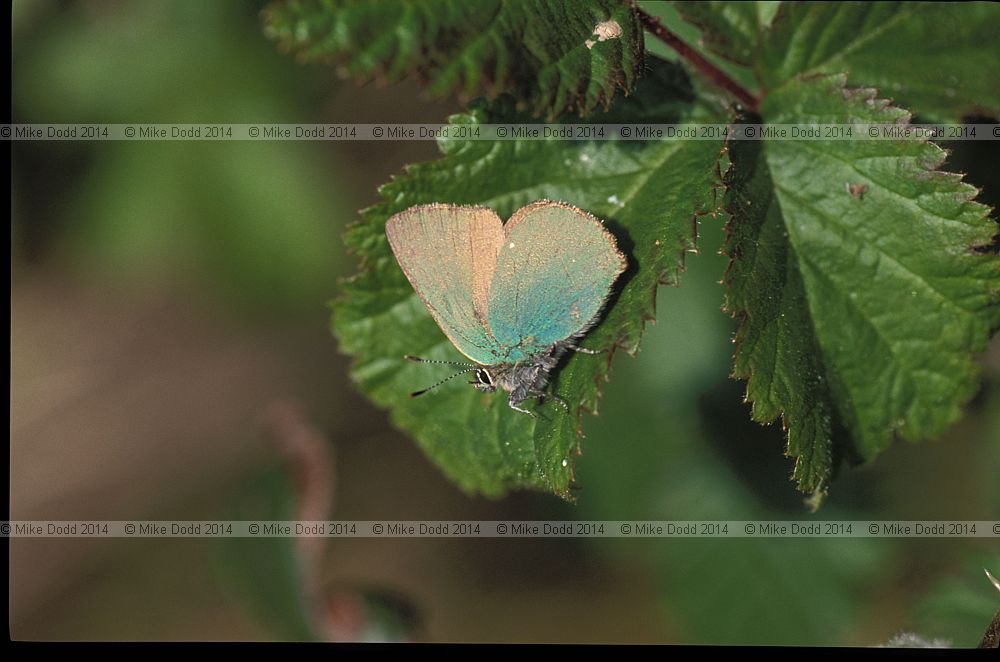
top-left (385, 204), bottom-right (506, 365)
top-left (486, 201), bottom-right (626, 361)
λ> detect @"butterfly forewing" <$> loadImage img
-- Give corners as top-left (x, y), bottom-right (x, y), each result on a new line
top-left (485, 201), bottom-right (626, 360)
top-left (385, 204), bottom-right (505, 365)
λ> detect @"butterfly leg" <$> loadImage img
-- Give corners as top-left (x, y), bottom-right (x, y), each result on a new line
top-left (548, 393), bottom-right (570, 413)
top-left (508, 395), bottom-right (536, 418)
top-left (543, 391), bottom-right (570, 413)
top-left (567, 344), bottom-right (602, 355)
top-left (527, 387), bottom-right (570, 414)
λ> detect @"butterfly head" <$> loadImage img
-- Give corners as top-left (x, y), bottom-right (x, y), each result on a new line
top-left (405, 355), bottom-right (502, 397)
top-left (470, 367), bottom-right (497, 393)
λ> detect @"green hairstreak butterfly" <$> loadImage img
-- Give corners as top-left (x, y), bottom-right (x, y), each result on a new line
top-left (385, 200), bottom-right (627, 416)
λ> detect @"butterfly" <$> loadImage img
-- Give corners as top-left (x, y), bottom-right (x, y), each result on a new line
top-left (385, 200), bottom-right (626, 416)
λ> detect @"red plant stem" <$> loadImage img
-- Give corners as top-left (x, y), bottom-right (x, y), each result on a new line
top-left (631, 2), bottom-right (759, 111)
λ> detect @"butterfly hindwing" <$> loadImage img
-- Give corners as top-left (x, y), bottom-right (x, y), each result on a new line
top-left (385, 204), bottom-right (506, 365)
top-left (486, 201), bottom-right (627, 361)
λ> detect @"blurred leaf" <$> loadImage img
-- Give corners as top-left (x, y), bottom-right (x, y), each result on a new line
top-left (914, 552), bottom-right (1000, 647)
top-left (672, 1), bottom-right (778, 66)
top-left (64, 142), bottom-right (346, 313)
top-left (638, 1), bottom-right (758, 97)
top-left (759, 2), bottom-right (1000, 122)
top-left (12, 0), bottom-right (350, 313)
top-left (723, 73), bottom-right (1000, 494)
top-left (332, 58), bottom-right (725, 498)
top-left (264, 0), bottom-right (645, 118)
top-left (13, 1), bottom-right (304, 123)
top-left (576, 222), bottom-right (888, 645)
top-left (659, 534), bottom-right (884, 645)
top-left (217, 467), bottom-right (320, 641)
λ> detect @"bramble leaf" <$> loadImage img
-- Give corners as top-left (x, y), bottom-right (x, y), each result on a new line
top-left (264, 0), bottom-right (645, 118)
top-left (332, 59), bottom-right (724, 497)
top-left (759, 2), bottom-right (1000, 122)
top-left (723, 73), bottom-right (1000, 494)
top-left (672, 1), bottom-right (779, 66)
top-left (670, 2), bottom-right (1000, 122)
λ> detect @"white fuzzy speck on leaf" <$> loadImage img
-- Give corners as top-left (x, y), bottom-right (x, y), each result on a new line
top-left (585, 19), bottom-right (622, 49)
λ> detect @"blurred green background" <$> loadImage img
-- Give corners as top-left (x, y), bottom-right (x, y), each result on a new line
top-left (10, 0), bottom-right (999, 645)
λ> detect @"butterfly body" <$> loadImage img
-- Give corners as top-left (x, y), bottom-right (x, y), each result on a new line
top-left (469, 339), bottom-right (575, 415)
top-left (386, 200), bottom-right (625, 415)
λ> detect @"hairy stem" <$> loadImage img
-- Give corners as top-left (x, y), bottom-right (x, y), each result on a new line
top-left (630, 2), bottom-right (759, 111)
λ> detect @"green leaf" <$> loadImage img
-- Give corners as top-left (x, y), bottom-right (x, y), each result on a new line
top-left (264, 0), bottom-right (644, 118)
top-left (217, 467), bottom-right (320, 641)
top-left (639, 1), bottom-right (760, 100)
top-left (672, 1), bottom-right (779, 66)
top-left (575, 234), bottom-right (889, 644)
top-left (723, 73), bottom-right (1000, 494)
top-left (332, 58), bottom-right (725, 498)
top-left (914, 552), bottom-right (1000, 647)
top-left (759, 2), bottom-right (1000, 121)
top-left (13, 0), bottom-right (351, 315)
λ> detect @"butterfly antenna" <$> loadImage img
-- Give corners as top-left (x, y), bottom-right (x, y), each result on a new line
top-left (409, 367), bottom-right (478, 398)
top-left (404, 355), bottom-right (475, 367)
